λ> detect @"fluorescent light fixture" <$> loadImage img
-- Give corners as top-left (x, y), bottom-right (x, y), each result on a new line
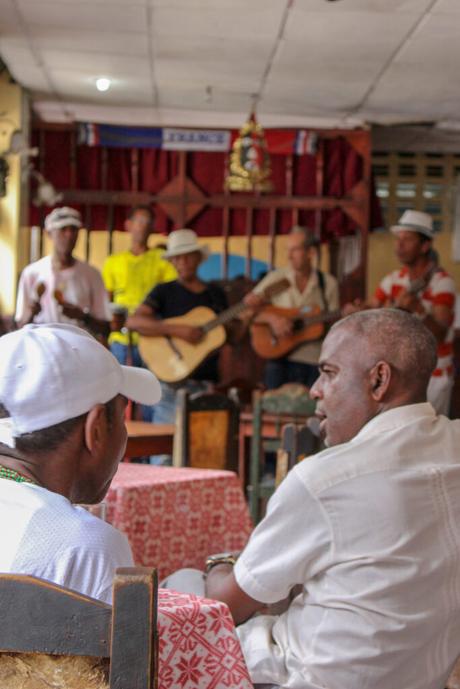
top-left (96, 77), bottom-right (111, 92)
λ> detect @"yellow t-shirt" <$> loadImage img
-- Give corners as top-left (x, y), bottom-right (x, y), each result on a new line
top-left (103, 248), bottom-right (176, 345)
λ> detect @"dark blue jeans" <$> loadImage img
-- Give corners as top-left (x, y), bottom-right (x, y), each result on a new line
top-left (264, 359), bottom-right (319, 390)
top-left (110, 342), bottom-right (144, 368)
top-left (110, 343), bottom-right (152, 421)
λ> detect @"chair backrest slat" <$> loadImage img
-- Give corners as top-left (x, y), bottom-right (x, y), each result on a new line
top-left (0, 574), bottom-right (111, 657)
top-left (110, 568), bottom-right (158, 689)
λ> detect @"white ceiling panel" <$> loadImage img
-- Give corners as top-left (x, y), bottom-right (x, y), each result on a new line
top-left (0, 0), bottom-right (460, 130)
top-left (29, 29), bottom-right (149, 57)
top-left (152, 5), bottom-right (286, 41)
top-left (16, 1), bottom-right (147, 33)
top-left (394, 12), bottom-right (460, 65)
top-left (0, 2), bottom-right (22, 31)
top-left (152, 34), bottom-right (271, 64)
top-left (432, 0), bottom-right (460, 12)
top-left (283, 9), bottom-right (417, 52)
top-left (152, 0), bottom-right (285, 11)
top-left (40, 0), bottom-right (146, 4)
top-left (40, 50), bottom-right (149, 76)
top-left (291, 0), bottom-right (434, 13)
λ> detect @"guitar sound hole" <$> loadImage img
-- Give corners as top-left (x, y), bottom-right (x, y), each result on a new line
top-left (292, 319), bottom-right (304, 333)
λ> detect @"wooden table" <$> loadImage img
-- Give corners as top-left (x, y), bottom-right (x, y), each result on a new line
top-left (106, 464), bottom-right (253, 579)
top-left (125, 420), bottom-right (175, 459)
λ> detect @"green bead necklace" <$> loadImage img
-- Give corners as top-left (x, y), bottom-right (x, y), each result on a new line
top-left (0, 465), bottom-right (37, 485)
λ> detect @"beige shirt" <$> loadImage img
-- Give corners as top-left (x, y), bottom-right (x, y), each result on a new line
top-left (254, 266), bottom-right (339, 364)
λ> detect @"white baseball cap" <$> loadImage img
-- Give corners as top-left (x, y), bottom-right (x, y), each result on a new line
top-left (44, 206), bottom-right (82, 233)
top-left (163, 229), bottom-right (209, 260)
top-left (390, 210), bottom-right (434, 240)
top-left (0, 324), bottom-right (161, 448)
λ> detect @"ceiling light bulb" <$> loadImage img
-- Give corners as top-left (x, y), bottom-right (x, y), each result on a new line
top-left (96, 78), bottom-right (111, 92)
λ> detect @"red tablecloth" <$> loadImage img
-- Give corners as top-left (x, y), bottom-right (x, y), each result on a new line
top-left (106, 464), bottom-right (253, 580)
top-left (158, 589), bottom-right (253, 689)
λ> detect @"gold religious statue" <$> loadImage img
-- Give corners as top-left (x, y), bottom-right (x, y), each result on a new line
top-left (225, 113), bottom-right (273, 193)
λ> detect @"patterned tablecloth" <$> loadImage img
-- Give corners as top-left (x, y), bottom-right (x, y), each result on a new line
top-left (158, 589), bottom-right (253, 689)
top-left (106, 464), bottom-right (253, 580)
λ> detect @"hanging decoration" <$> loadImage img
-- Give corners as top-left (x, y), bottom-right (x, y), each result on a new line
top-left (225, 113), bottom-right (273, 193)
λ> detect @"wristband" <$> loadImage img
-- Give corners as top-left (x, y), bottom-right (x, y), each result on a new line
top-left (205, 552), bottom-right (238, 574)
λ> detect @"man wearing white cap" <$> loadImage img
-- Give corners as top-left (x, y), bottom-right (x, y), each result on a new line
top-left (0, 323), bottom-right (161, 603)
top-left (371, 210), bottom-right (456, 415)
top-left (15, 206), bottom-right (111, 337)
top-left (127, 229), bottom-right (228, 461)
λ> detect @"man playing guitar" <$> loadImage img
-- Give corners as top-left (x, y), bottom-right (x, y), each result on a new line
top-left (15, 207), bottom-right (110, 341)
top-left (246, 226), bottom-right (339, 389)
top-left (127, 229), bottom-right (237, 463)
top-left (345, 210), bottom-right (456, 415)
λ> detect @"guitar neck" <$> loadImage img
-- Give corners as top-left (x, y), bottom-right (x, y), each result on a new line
top-left (298, 309), bottom-right (341, 327)
top-left (202, 301), bottom-right (246, 333)
top-left (201, 277), bottom-right (291, 334)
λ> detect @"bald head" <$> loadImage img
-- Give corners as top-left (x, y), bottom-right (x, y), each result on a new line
top-left (330, 308), bottom-right (437, 397)
top-left (310, 308), bottom-right (438, 447)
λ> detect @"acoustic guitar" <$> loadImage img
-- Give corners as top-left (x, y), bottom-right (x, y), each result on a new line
top-left (138, 278), bottom-right (290, 383)
top-left (251, 261), bottom-right (439, 361)
top-left (250, 304), bottom-right (341, 359)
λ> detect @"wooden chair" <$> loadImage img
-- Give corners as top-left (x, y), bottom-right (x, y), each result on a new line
top-left (0, 567), bottom-right (157, 689)
top-left (248, 383), bottom-right (317, 523)
top-left (275, 422), bottom-right (319, 487)
top-left (175, 390), bottom-right (239, 471)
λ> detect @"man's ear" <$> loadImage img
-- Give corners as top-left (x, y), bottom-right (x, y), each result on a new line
top-left (369, 360), bottom-right (392, 401)
top-left (84, 404), bottom-right (108, 455)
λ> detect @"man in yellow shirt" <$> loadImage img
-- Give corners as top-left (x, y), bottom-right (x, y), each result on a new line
top-left (102, 205), bottom-right (176, 368)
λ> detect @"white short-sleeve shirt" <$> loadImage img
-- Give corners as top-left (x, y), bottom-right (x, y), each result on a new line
top-left (235, 403), bottom-right (460, 689)
top-left (0, 479), bottom-right (133, 603)
top-left (15, 255), bottom-right (111, 326)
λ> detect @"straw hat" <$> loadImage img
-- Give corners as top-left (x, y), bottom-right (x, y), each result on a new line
top-left (163, 229), bottom-right (209, 260)
top-left (390, 210), bottom-right (434, 240)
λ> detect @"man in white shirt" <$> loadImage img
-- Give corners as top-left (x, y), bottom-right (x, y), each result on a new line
top-left (169, 308), bottom-right (460, 689)
top-left (15, 207), bottom-right (111, 338)
top-left (0, 323), bottom-right (161, 603)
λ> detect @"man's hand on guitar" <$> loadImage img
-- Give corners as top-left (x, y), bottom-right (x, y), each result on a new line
top-left (172, 324), bottom-right (204, 344)
top-left (393, 290), bottom-right (423, 314)
top-left (29, 301), bottom-right (42, 320)
top-left (266, 314), bottom-right (293, 339)
top-left (59, 301), bottom-right (86, 321)
top-left (243, 292), bottom-right (265, 309)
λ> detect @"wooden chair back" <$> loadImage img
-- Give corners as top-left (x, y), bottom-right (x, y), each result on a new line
top-left (275, 422), bottom-right (319, 486)
top-left (0, 567), bottom-right (157, 689)
top-left (176, 390), bottom-right (239, 471)
top-left (249, 383), bottom-right (317, 523)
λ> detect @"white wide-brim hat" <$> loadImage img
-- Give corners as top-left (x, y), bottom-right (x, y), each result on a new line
top-left (0, 324), bottom-right (161, 448)
top-left (44, 206), bottom-right (82, 233)
top-left (163, 228), bottom-right (209, 260)
top-left (390, 210), bottom-right (434, 240)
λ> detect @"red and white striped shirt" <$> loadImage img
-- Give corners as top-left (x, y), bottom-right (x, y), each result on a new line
top-left (374, 267), bottom-right (456, 378)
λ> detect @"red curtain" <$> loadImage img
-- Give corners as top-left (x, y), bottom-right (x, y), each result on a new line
top-left (30, 130), bottom-right (375, 239)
